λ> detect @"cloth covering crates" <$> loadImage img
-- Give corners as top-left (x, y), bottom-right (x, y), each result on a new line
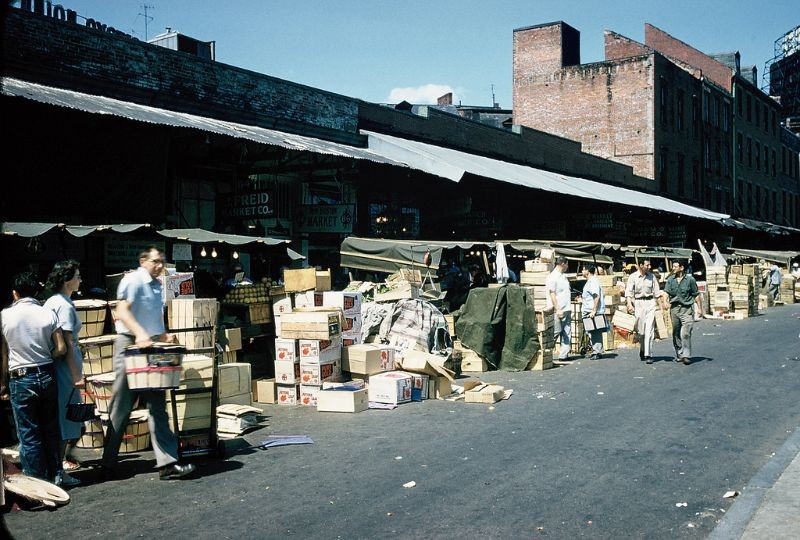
top-left (73, 299), bottom-right (108, 338)
top-left (79, 335), bottom-right (116, 376)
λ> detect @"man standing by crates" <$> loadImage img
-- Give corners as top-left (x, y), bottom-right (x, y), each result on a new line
top-left (625, 259), bottom-right (661, 364)
top-left (100, 246), bottom-right (195, 481)
top-left (662, 260), bottom-right (703, 365)
top-left (547, 257), bottom-right (573, 361)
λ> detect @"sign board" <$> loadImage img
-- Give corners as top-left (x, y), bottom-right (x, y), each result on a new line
top-left (172, 243), bottom-right (192, 261)
top-left (294, 204), bottom-right (354, 234)
top-left (218, 190), bottom-right (275, 222)
top-left (104, 239), bottom-right (166, 270)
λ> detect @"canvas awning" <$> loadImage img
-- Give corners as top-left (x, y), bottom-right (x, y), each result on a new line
top-left (157, 228), bottom-right (288, 246)
top-left (364, 130), bottom-right (729, 223)
top-left (726, 248), bottom-right (800, 265)
top-left (2, 77), bottom-right (407, 168)
top-left (1, 222), bottom-right (150, 237)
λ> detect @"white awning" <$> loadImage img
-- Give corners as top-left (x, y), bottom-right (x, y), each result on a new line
top-left (2, 77), bottom-right (406, 168)
top-left (1, 222), bottom-right (150, 237)
top-left (363, 130), bottom-right (729, 223)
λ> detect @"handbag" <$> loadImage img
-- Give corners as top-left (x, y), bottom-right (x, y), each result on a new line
top-left (65, 386), bottom-right (98, 422)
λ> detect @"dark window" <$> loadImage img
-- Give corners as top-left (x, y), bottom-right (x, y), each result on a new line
top-left (676, 89), bottom-right (684, 131)
top-left (755, 141), bottom-right (761, 171)
top-left (746, 94), bottom-right (752, 122)
top-left (677, 153), bottom-right (685, 196)
top-left (737, 132), bottom-right (743, 163)
top-left (722, 101), bottom-right (730, 132)
top-left (660, 84), bottom-right (669, 127)
top-left (659, 148), bottom-right (669, 192)
top-left (771, 110), bottom-right (776, 135)
top-left (747, 137), bottom-right (752, 167)
top-left (692, 160), bottom-right (700, 199)
top-left (763, 145), bottom-right (768, 175)
top-left (704, 138), bottom-right (711, 170)
top-left (755, 100), bottom-right (760, 128)
top-left (772, 149), bottom-right (776, 177)
top-left (715, 143), bottom-right (721, 175)
top-left (714, 97), bottom-right (721, 127)
top-left (703, 91), bottom-right (709, 123)
top-left (692, 95), bottom-right (700, 136)
top-left (736, 88), bottom-right (743, 117)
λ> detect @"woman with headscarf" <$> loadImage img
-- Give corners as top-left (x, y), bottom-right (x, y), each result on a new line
top-left (43, 259), bottom-right (84, 486)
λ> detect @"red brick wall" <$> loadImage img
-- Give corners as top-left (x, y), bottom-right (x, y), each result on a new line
top-left (513, 22), bottom-right (580, 82)
top-left (604, 30), bottom-right (651, 61)
top-left (645, 23), bottom-right (733, 92)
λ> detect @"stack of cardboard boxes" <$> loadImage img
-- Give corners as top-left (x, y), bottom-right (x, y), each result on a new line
top-left (727, 265), bottom-right (758, 317)
top-left (705, 266), bottom-right (730, 314)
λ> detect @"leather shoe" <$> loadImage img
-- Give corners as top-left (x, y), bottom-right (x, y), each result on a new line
top-left (159, 462), bottom-right (196, 480)
top-left (645, 356), bottom-right (653, 364)
top-left (679, 357), bottom-right (691, 365)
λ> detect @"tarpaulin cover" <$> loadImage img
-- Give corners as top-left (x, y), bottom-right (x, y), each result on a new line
top-left (1, 222), bottom-right (149, 237)
top-left (157, 228), bottom-right (288, 246)
top-left (454, 285), bottom-right (538, 371)
top-left (727, 248), bottom-right (800, 265)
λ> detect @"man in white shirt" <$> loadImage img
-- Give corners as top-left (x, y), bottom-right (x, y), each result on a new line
top-left (625, 259), bottom-right (662, 364)
top-left (546, 256), bottom-right (572, 361)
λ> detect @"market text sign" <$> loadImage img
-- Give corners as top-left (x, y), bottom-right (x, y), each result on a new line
top-left (295, 205), bottom-right (354, 234)
top-left (18, 1), bottom-right (134, 38)
top-left (219, 191), bottom-right (275, 221)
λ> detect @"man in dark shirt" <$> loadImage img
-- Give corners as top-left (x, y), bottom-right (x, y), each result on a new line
top-left (662, 260), bottom-right (703, 365)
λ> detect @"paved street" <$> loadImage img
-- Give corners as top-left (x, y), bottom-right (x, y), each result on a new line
top-left (4, 305), bottom-right (800, 539)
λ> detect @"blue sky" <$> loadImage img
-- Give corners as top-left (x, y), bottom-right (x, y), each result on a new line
top-left (27, 0), bottom-right (797, 107)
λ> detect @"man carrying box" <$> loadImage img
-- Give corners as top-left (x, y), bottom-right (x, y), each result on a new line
top-left (101, 246), bottom-right (195, 481)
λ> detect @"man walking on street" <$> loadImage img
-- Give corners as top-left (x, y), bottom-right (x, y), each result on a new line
top-left (766, 263), bottom-right (782, 303)
top-left (662, 260), bottom-right (703, 365)
top-left (1, 272), bottom-right (66, 482)
top-left (547, 256), bottom-right (572, 361)
top-left (101, 246), bottom-right (195, 481)
top-left (625, 259), bottom-right (661, 364)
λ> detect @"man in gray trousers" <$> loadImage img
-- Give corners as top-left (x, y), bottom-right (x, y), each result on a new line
top-left (662, 260), bottom-right (703, 365)
top-left (101, 246), bottom-right (195, 481)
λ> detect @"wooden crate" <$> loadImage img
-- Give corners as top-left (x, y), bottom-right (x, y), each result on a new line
top-left (280, 311), bottom-right (341, 340)
top-left (168, 299), bottom-right (218, 349)
top-left (248, 302), bottom-right (272, 324)
top-left (526, 348), bottom-right (553, 370)
top-left (453, 340), bottom-right (488, 372)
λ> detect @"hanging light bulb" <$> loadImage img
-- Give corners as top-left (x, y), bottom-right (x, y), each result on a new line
top-left (200, 246), bottom-right (207, 257)
top-left (211, 247), bottom-right (218, 258)
top-left (232, 250), bottom-right (239, 259)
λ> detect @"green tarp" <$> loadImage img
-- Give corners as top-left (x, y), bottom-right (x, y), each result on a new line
top-left (454, 285), bottom-right (538, 371)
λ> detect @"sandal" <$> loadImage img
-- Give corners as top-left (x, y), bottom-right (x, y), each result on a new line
top-left (63, 459), bottom-right (82, 471)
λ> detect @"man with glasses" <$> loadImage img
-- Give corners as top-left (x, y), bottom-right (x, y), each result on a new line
top-left (101, 246), bottom-right (195, 481)
top-left (663, 260), bottom-right (703, 365)
top-left (625, 259), bottom-right (662, 364)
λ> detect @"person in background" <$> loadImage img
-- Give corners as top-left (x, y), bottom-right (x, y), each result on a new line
top-left (43, 259), bottom-right (85, 486)
top-left (625, 259), bottom-right (661, 364)
top-left (578, 264), bottom-right (605, 360)
top-left (224, 262), bottom-right (253, 288)
top-left (100, 246), bottom-right (195, 481)
top-left (1, 272), bottom-right (66, 483)
top-left (468, 264), bottom-right (489, 289)
top-left (547, 257), bottom-right (572, 361)
top-left (766, 263), bottom-right (782, 303)
top-left (791, 262), bottom-right (800, 279)
top-left (662, 260), bottom-right (703, 365)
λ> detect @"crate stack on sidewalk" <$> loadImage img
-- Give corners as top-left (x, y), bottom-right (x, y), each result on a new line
top-left (727, 266), bottom-right (759, 318)
top-left (705, 265), bottom-right (730, 315)
top-left (520, 256), bottom-right (555, 369)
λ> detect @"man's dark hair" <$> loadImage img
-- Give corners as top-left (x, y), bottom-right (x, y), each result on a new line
top-left (674, 259), bottom-right (687, 269)
top-left (12, 272), bottom-right (41, 298)
top-left (138, 245), bottom-right (162, 261)
top-left (585, 264), bottom-right (597, 274)
top-left (556, 256), bottom-right (568, 266)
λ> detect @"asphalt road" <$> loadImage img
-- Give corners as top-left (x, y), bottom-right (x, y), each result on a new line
top-left (4, 305), bottom-right (800, 539)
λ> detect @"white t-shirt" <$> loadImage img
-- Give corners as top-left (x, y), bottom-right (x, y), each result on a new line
top-left (546, 269), bottom-right (571, 311)
top-left (1, 298), bottom-right (59, 370)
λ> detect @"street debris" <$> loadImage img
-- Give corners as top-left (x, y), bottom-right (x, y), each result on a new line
top-left (394, 456), bottom-right (402, 460)
top-left (597, 392), bottom-right (605, 395)
top-left (675, 502), bottom-right (688, 507)
top-left (403, 481), bottom-right (416, 488)
top-left (723, 491), bottom-right (739, 498)
top-left (258, 435), bottom-right (314, 449)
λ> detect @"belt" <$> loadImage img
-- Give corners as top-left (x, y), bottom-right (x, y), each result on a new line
top-left (636, 296), bottom-right (654, 300)
top-left (9, 363), bottom-right (54, 379)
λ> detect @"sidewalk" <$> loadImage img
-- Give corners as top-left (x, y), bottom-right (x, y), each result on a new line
top-left (709, 427), bottom-right (800, 539)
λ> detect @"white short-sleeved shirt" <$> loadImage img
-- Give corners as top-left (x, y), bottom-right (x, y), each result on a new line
top-left (581, 276), bottom-right (606, 314)
top-left (1, 298), bottom-right (59, 370)
top-left (546, 269), bottom-right (571, 311)
top-left (44, 292), bottom-right (83, 365)
top-left (115, 267), bottom-right (166, 337)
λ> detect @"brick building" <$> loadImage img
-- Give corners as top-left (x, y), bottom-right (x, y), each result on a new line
top-left (512, 21), bottom-right (800, 227)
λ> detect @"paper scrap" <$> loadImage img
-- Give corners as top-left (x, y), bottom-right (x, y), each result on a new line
top-left (723, 491), bottom-right (739, 498)
top-left (403, 481), bottom-right (416, 488)
top-left (258, 435), bottom-right (314, 449)
top-left (675, 502), bottom-right (688, 507)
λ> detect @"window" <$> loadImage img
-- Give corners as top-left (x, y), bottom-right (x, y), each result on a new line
top-left (755, 141), bottom-right (761, 171)
top-left (763, 145), bottom-right (768, 175)
top-left (736, 88), bottom-right (743, 117)
top-left (747, 183), bottom-right (753, 214)
top-left (659, 148), bottom-right (669, 192)
top-left (746, 93), bottom-right (752, 122)
top-left (737, 132), bottom-right (743, 163)
top-left (772, 191), bottom-right (777, 220)
top-left (692, 160), bottom-right (700, 199)
top-left (772, 149), bottom-right (776, 177)
top-left (722, 101), bottom-right (730, 132)
top-left (782, 147), bottom-right (787, 173)
top-left (722, 145), bottom-right (730, 177)
top-left (677, 153), bottom-right (685, 196)
top-left (704, 138), bottom-right (711, 170)
top-left (755, 100), bottom-right (760, 128)
top-left (763, 104), bottom-right (769, 133)
top-left (714, 97), bottom-right (721, 127)
top-left (660, 84), bottom-right (669, 127)
top-left (746, 137), bottom-right (752, 167)
top-left (715, 142), bottom-right (722, 175)
top-left (702, 91), bottom-right (709, 123)
top-left (676, 89), bottom-right (684, 131)
top-left (692, 95), bottom-right (700, 136)
top-left (771, 110), bottom-right (776, 135)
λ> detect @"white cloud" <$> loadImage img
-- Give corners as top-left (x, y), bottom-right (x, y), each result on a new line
top-left (387, 84), bottom-right (457, 104)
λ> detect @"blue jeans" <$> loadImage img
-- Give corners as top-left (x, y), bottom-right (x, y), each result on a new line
top-left (9, 367), bottom-right (62, 480)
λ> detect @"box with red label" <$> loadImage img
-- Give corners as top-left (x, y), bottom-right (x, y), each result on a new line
top-left (342, 344), bottom-right (393, 375)
top-left (322, 291), bottom-right (363, 316)
top-left (293, 291), bottom-right (316, 309)
top-left (368, 371), bottom-right (412, 405)
top-left (313, 291), bottom-right (325, 307)
top-left (403, 372), bottom-right (429, 401)
top-left (274, 359), bottom-right (301, 385)
top-left (274, 338), bottom-right (298, 363)
top-left (299, 385), bottom-right (320, 407)
top-left (342, 314), bottom-right (362, 334)
top-left (342, 335), bottom-right (363, 347)
top-left (276, 384), bottom-right (299, 406)
top-left (271, 294), bottom-right (293, 316)
top-left (161, 272), bottom-right (195, 301)
top-left (299, 336), bottom-right (342, 363)
top-left (299, 359), bottom-right (341, 386)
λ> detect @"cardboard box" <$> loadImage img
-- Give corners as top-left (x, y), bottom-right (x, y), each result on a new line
top-left (272, 294), bottom-right (293, 316)
top-left (429, 375), bottom-right (453, 399)
top-left (280, 311), bottom-right (341, 340)
top-left (252, 378), bottom-right (277, 404)
top-left (299, 359), bottom-right (341, 386)
top-left (299, 336), bottom-right (342, 363)
top-left (400, 349), bottom-right (455, 381)
top-left (322, 291), bottom-right (363, 316)
top-left (322, 379), bottom-right (365, 390)
top-left (221, 350), bottom-right (238, 364)
top-left (315, 270), bottom-right (332, 292)
top-left (219, 392), bottom-right (253, 407)
top-left (464, 382), bottom-right (505, 404)
top-left (283, 268), bottom-right (317, 293)
top-left (405, 372), bottom-right (429, 401)
top-left (274, 359), bottom-right (301, 385)
top-left (452, 341), bottom-right (487, 373)
top-left (217, 363), bottom-right (251, 398)
top-left (293, 291), bottom-right (316, 308)
top-left (299, 385), bottom-right (321, 407)
top-left (368, 371), bottom-right (412, 405)
top-left (374, 282), bottom-right (419, 303)
top-left (611, 311), bottom-right (637, 332)
top-left (342, 344), bottom-right (393, 375)
top-left (342, 314), bottom-right (362, 334)
top-left (316, 387), bottom-right (369, 413)
top-left (274, 315), bottom-right (282, 337)
top-left (160, 272), bottom-right (195, 302)
top-left (222, 327), bottom-right (242, 351)
top-left (276, 384), bottom-right (299, 406)
top-left (179, 354), bottom-right (215, 388)
top-left (342, 335), bottom-right (363, 347)
top-left (166, 392), bottom-right (212, 432)
top-left (520, 271), bottom-right (548, 286)
top-left (275, 338), bottom-right (299, 362)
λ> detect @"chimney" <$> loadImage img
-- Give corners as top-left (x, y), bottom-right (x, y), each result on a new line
top-left (735, 51), bottom-right (741, 74)
top-left (437, 93), bottom-right (453, 106)
top-left (513, 21), bottom-right (581, 79)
